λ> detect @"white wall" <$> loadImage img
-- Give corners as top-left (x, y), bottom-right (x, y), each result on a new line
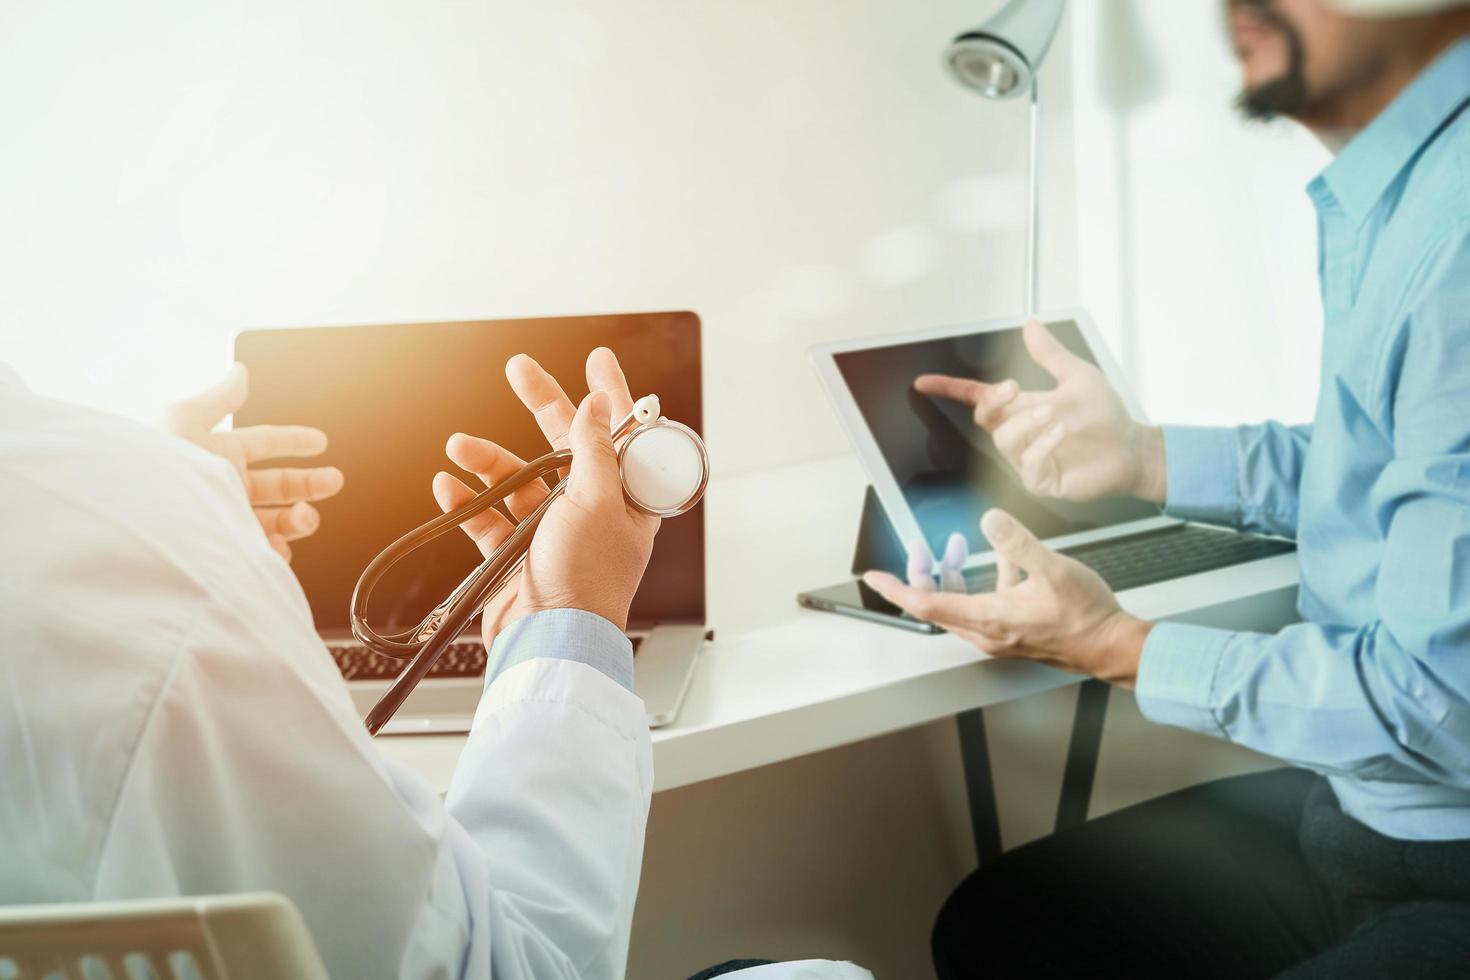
top-left (1069, 0), bottom-right (1330, 428)
top-left (0, 0), bottom-right (1077, 477)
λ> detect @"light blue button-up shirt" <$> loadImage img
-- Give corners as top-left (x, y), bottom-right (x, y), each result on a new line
top-left (1136, 39), bottom-right (1470, 841)
top-left (486, 607), bottom-right (635, 693)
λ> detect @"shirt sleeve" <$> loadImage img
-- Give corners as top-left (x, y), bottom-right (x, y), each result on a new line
top-left (445, 611), bottom-right (651, 980)
top-left (1137, 481), bottom-right (1470, 792)
top-left (17, 371), bottom-right (652, 979)
top-left (86, 462), bottom-right (650, 977)
top-left (1162, 423), bottom-right (1312, 538)
top-left (1138, 231), bottom-right (1470, 797)
top-left (485, 608), bottom-right (634, 693)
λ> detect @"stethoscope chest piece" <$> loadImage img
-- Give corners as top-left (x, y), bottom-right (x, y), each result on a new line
top-left (619, 418), bottom-right (708, 517)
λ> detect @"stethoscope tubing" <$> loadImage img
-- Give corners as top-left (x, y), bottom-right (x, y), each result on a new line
top-left (353, 449), bottom-right (571, 734)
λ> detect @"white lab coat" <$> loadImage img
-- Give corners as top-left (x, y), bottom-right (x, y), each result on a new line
top-left (0, 369), bottom-right (870, 980)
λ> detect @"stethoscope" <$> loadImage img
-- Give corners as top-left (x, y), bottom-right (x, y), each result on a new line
top-left (351, 395), bottom-right (708, 734)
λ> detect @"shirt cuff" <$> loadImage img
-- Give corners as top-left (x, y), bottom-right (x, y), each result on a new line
top-left (1135, 621), bottom-right (1233, 739)
top-left (485, 608), bottom-right (634, 693)
top-left (1161, 425), bottom-right (1241, 526)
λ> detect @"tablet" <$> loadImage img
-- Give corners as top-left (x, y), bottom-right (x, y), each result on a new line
top-left (796, 578), bottom-right (943, 634)
top-left (810, 309), bottom-right (1173, 570)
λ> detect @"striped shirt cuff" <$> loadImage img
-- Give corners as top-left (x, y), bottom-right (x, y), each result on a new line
top-left (1135, 621), bottom-right (1232, 739)
top-left (1162, 425), bottom-right (1241, 526)
top-left (485, 608), bottom-right (634, 693)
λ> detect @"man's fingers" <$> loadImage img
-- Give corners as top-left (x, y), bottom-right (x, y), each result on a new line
top-left (255, 501), bottom-right (321, 541)
top-left (267, 533), bottom-right (292, 563)
top-left (567, 391), bottom-right (620, 501)
top-left (902, 532), bottom-right (972, 594)
top-left (991, 404), bottom-right (1054, 464)
top-left (980, 509), bottom-right (1048, 574)
top-left (905, 539), bottom-right (937, 592)
top-left (862, 571), bottom-right (1001, 630)
top-left (996, 555), bottom-right (1020, 590)
top-left (232, 425), bottom-right (329, 464)
top-left (245, 466), bottom-right (344, 506)
top-left (585, 347), bottom-right (636, 419)
top-left (507, 354), bottom-right (577, 451)
top-left (915, 375), bottom-right (1020, 430)
top-left (1018, 422), bottom-right (1066, 494)
top-left (444, 432), bottom-right (549, 519)
top-left (863, 570), bottom-right (929, 616)
top-left (913, 374), bottom-right (986, 406)
top-left (165, 363), bottom-right (249, 433)
top-left (940, 532), bottom-right (968, 593)
top-left (433, 471), bottom-right (515, 559)
top-left (1022, 319), bottom-right (1087, 382)
top-left (971, 379), bottom-right (1023, 430)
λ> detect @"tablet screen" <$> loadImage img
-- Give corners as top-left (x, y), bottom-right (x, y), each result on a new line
top-left (831, 319), bottom-right (1158, 557)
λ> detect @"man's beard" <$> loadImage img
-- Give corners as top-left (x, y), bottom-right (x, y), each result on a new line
top-left (1234, 1), bottom-right (1310, 120)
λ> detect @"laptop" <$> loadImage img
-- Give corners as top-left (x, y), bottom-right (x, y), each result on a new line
top-left (234, 312), bottom-right (709, 731)
top-left (801, 309), bottom-right (1294, 629)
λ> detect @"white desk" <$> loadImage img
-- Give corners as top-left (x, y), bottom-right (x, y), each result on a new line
top-left (378, 453), bottom-right (1301, 795)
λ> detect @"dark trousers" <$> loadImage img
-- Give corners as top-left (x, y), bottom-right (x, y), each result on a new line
top-left (933, 768), bottom-right (1470, 979)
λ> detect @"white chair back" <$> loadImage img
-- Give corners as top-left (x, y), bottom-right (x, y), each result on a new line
top-left (0, 893), bottom-right (328, 980)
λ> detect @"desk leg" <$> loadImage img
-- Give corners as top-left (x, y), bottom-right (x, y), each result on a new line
top-left (955, 708), bottom-right (1003, 865)
top-left (1054, 679), bottom-right (1110, 833)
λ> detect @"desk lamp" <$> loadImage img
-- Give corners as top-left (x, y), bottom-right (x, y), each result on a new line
top-left (944, 0), bottom-right (1067, 315)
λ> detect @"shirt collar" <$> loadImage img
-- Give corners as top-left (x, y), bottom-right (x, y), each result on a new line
top-left (1314, 37), bottom-right (1470, 224)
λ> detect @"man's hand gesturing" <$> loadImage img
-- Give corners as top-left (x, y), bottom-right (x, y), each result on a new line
top-left (865, 509), bottom-right (1153, 687)
top-left (914, 319), bottom-right (1167, 504)
top-left (163, 364), bottom-right (344, 562)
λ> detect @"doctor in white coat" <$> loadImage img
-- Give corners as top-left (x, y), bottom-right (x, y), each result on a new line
top-left (0, 348), bottom-right (869, 980)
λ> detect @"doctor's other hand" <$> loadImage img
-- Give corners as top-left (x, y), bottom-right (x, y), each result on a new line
top-left (864, 509), bottom-right (1153, 688)
top-left (913, 319), bottom-right (1167, 504)
top-left (432, 349), bottom-right (659, 640)
top-left (162, 363), bottom-right (344, 563)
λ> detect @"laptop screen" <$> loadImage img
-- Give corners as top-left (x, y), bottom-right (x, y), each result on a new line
top-left (831, 319), bottom-right (1158, 558)
top-left (234, 313), bottom-right (705, 634)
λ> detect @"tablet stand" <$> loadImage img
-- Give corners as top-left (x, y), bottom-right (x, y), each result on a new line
top-left (849, 485), bottom-right (907, 577)
top-left (846, 484), bottom-right (1107, 862)
top-left (846, 485), bottom-right (1000, 863)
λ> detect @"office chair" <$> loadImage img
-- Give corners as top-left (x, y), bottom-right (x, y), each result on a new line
top-left (0, 892), bottom-right (328, 980)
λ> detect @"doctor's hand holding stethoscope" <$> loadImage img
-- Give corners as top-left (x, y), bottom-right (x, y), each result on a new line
top-left (863, 319), bottom-right (1158, 689)
top-left (428, 347), bottom-right (660, 642)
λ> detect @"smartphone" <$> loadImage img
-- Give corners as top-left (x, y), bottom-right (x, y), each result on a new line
top-left (796, 578), bottom-right (944, 634)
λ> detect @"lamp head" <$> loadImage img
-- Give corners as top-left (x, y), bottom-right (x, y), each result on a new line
top-left (944, 0), bottom-right (1066, 99)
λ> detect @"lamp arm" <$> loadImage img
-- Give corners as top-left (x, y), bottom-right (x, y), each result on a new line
top-left (1025, 73), bottom-right (1040, 317)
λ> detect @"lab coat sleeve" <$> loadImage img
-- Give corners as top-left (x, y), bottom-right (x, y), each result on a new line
top-left (93, 598), bottom-right (651, 980)
top-left (91, 591), bottom-right (453, 980)
top-left (12, 379), bottom-right (650, 978)
top-left (445, 611), bottom-right (653, 980)
top-left (1162, 422), bottom-right (1312, 538)
top-left (1138, 241), bottom-right (1470, 799)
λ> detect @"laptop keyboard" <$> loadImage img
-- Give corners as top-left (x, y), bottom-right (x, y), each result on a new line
top-left (331, 635), bottom-right (644, 681)
top-left (962, 524), bottom-right (1295, 594)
